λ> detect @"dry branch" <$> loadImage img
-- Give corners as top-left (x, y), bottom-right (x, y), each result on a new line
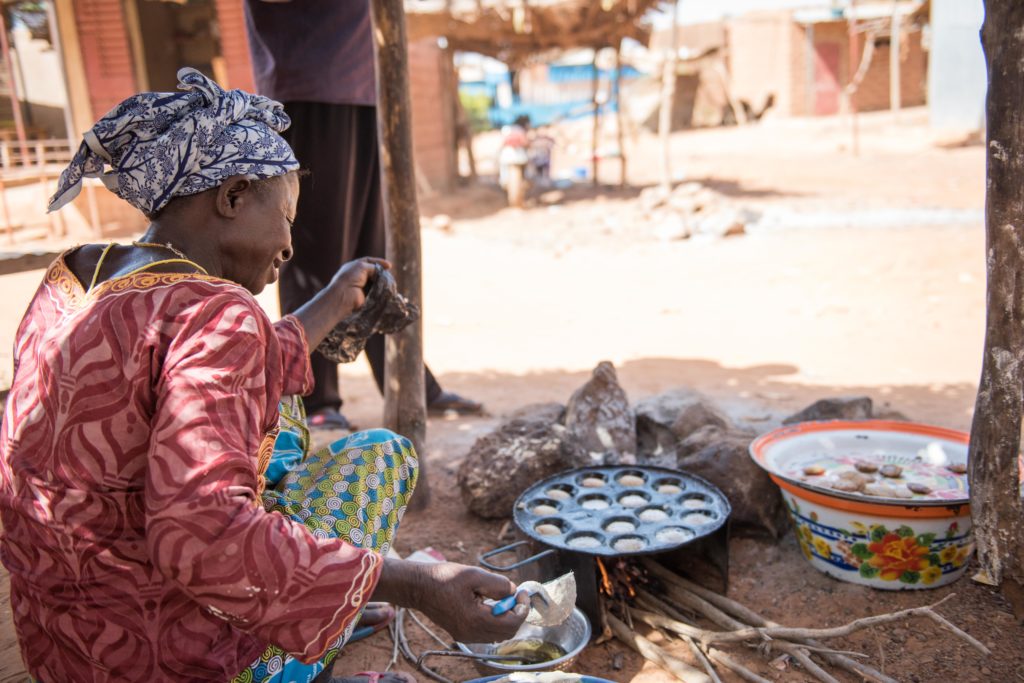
top-left (643, 560), bottom-right (900, 683)
top-left (607, 612), bottom-right (712, 683)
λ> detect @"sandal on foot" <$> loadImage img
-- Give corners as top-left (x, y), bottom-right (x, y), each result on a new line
top-left (308, 408), bottom-right (356, 431)
top-left (347, 604), bottom-right (394, 644)
top-left (427, 391), bottom-right (483, 416)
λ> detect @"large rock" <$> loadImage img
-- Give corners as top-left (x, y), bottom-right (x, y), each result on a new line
top-left (564, 362), bottom-right (636, 464)
top-left (635, 390), bottom-right (733, 466)
top-left (458, 403), bottom-right (589, 518)
top-left (677, 425), bottom-right (787, 537)
top-left (782, 396), bottom-right (873, 425)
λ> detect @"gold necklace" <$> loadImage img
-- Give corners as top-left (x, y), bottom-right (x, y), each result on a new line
top-left (131, 241), bottom-right (209, 275)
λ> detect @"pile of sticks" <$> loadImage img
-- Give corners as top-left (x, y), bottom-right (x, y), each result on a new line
top-left (603, 558), bottom-right (991, 683)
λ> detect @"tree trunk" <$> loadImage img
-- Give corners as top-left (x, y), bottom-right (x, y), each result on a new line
top-left (370, 0), bottom-right (430, 508)
top-left (970, 0), bottom-right (1024, 619)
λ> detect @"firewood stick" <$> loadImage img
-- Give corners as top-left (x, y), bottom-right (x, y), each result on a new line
top-left (683, 633), bottom-right (723, 683)
top-left (642, 560), bottom-right (902, 683)
top-left (607, 612), bottom-right (712, 683)
top-left (638, 589), bottom-right (865, 683)
top-left (631, 605), bottom-right (840, 683)
top-left (704, 648), bottom-right (772, 683)
top-left (923, 609), bottom-right (991, 655)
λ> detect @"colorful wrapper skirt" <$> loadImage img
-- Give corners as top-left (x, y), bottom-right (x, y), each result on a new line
top-left (232, 398), bottom-right (417, 683)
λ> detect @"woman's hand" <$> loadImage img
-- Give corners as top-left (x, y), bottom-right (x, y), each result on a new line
top-left (327, 257), bottom-right (391, 316)
top-left (290, 257), bottom-right (391, 350)
top-left (373, 558), bottom-right (528, 644)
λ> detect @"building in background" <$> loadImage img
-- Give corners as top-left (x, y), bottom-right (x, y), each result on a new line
top-left (927, 0), bottom-right (985, 133)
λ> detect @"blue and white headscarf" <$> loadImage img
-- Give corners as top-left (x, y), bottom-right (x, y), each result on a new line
top-left (49, 67), bottom-right (299, 216)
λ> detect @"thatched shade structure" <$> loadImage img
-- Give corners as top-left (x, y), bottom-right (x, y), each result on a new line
top-left (406, 0), bottom-right (663, 66)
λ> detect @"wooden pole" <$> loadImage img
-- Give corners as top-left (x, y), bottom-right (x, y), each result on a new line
top-left (889, 0), bottom-right (901, 118)
top-left (847, 0), bottom-right (860, 156)
top-left (658, 0), bottom-right (679, 192)
top-left (970, 0), bottom-right (1024, 619)
top-left (0, 10), bottom-right (30, 166)
top-left (590, 48), bottom-right (600, 187)
top-left (370, 0), bottom-right (429, 508)
top-left (615, 41), bottom-right (626, 189)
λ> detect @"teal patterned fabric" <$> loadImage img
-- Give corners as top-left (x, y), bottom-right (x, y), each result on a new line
top-left (233, 400), bottom-right (418, 683)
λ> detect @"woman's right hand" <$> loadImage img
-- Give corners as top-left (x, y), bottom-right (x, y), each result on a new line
top-left (416, 562), bottom-right (528, 643)
top-left (373, 558), bottom-right (528, 644)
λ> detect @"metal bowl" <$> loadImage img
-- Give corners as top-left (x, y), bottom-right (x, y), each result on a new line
top-left (456, 607), bottom-right (591, 675)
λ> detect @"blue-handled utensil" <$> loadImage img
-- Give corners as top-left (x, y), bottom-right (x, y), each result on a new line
top-left (489, 585), bottom-right (548, 618)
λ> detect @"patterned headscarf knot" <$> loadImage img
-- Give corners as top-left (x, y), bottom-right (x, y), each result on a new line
top-left (48, 67), bottom-right (299, 216)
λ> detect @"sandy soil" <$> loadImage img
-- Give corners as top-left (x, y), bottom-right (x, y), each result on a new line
top-left (0, 109), bottom-right (1018, 682)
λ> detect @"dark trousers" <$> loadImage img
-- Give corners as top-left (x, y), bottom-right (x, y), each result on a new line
top-left (279, 101), bottom-right (442, 413)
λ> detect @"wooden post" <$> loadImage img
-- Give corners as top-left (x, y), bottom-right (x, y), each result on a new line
top-left (370, 0), bottom-right (430, 509)
top-left (659, 0), bottom-right (679, 192)
top-left (969, 0), bottom-right (1024, 620)
top-left (615, 41), bottom-right (626, 189)
top-left (0, 10), bottom-right (30, 166)
top-left (889, 0), bottom-right (901, 118)
top-left (590, 48), bottom-right (600, 187)
top-left (847, 0), bottom-right (860, 156)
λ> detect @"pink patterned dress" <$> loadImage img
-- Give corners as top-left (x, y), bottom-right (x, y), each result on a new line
top-left (0, 255), bottom-right (395, 681)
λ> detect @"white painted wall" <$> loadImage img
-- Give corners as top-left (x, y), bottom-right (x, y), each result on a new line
top-left (927, 0), bottom-right (985, 132)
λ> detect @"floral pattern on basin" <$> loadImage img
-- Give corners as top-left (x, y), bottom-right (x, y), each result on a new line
top-left (787, 497), bottom-right (973, 589)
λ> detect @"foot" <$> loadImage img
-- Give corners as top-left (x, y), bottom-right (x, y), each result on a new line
top-left (331, 674), bottom-right (416, 683)
top-left (308, 408), bottom-right (356, 431)
top-left (427, 391), bottom-right (483, 416)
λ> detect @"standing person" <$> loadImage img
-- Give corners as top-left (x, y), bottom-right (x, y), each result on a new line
top-left (244, 0), bottom-right (482, 430)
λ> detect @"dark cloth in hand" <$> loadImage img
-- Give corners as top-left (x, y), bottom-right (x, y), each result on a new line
top-left (316, 265), bottom-right (420, 363)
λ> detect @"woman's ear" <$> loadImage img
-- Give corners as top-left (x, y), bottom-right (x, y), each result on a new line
top-left (215, 175), bottom-right (253, 218)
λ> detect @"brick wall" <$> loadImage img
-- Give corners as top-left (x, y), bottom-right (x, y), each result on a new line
top-left (74, 0), bottom-right (137, 118)
top-left (213, 0), bottom-right (255, 92)
top-left (726, 13), bottom-right (797, 117)
top-left (407, 38), bottom-right (456, 193)
top-left (792, 21), bottom-right (927, 116)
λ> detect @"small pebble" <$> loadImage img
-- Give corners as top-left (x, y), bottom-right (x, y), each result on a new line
top-left (947, 463), bottom-right (968, 475)
top-left (891, 487), bottom-right (914, 499)
top-left (581, 477), bottom-right (606, 488)
top-left (546, 489), bottom-right (572, 501)
top-left (657, 484), bottom-right (682, 495)
top-left (656, 527), bottom-right (695, 544)
top-left (880, 464), bottom-right (903, 478)
top-left (620, 494), bottom-right (647, 508)
top-left (854, 460), bottom-right (879, 473)
top-left (803, 465), bottom-right (825, 476)
top-left (567, 535), bottom-right (602, 549)
top-left (613, 538), bottom-right (646, 552)
top-left (618, 474), bottom-right (645, 487)
top-left (838, 471), bottom-right (873, 485)
top-left (581, 498), bottom-right (610, 510)
top-left (532, 504), bottom-right (558, 516)
top-left (907, 482), bottom-right (932, 495)
top-left (683, 512), bottom-right (713, 526)
top-left (606, 520), bottom-right (635, 533)
top-left (535, 524), bottom-right (561, 536)
top-left (639, 508), bottom-right (668, 522)
top-left (682, 498), bottom-right (707, 510)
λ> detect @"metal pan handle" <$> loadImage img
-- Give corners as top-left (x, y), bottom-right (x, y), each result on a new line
top-left (478, 541), bottom-right (557, 572)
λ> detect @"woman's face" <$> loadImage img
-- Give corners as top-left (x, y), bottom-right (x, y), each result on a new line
top-left (221, 173), bottom-right (299, 294)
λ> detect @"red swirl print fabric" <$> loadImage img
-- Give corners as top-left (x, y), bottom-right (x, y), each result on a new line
top-left (0, 256), bottom-right (382, 682)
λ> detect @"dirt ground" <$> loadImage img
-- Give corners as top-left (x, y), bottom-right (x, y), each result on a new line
top-left (0, 109), bottom-right (1020, 682)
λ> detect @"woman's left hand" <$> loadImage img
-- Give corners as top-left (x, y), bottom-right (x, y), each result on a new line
top-left (328, 257), bottom-right (391, 316)
top-left (291, 257), bottom-right (392, 349)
